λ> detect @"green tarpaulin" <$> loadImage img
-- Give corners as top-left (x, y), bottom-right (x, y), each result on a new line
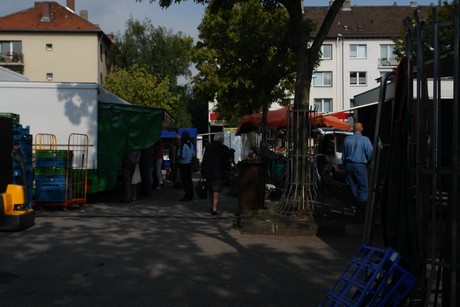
top-left (97, 102), bottom-right (163, 192)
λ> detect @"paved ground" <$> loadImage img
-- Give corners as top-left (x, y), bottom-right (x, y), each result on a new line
top-left (0, 177), bottom-right (379, 307)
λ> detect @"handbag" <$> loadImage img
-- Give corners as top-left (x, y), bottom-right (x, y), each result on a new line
top-left (195, 175), bottom-right (208, 199)
top-left (132, 163), bottom-right (142, 185)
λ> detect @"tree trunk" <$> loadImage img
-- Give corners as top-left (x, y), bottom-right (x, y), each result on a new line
top-left (277, 0), bottom-right (345, 216)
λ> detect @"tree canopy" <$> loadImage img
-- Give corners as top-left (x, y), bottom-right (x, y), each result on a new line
top-left (138, 0), bottom-right (346, 109)
top-left (107, 17), bottom-right (195, 126)
top-left (192, 0), bottom-right (296, 126)
top-left (110, 17), bottom-right (194, 87)
top-left (393, 0), bottom-right (455, 61)
top-left (104, 64), bottom-right (178, 110)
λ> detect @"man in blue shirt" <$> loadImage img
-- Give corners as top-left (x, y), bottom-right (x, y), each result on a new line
top-left (178, 131), bottom-right (195, 201)
top-left (342, 122), bottom-right (373, 208)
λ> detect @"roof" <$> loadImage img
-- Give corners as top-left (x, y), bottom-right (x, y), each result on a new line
top-left (305, 4), bottom-right (430, 38)
top-left (0, 66), bottom-right (29, 81)
top-left (0, 2), bottom-right (100, 32)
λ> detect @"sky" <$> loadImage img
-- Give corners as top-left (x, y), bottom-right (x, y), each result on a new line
top-left (0, 0), bottom-right (442, 41)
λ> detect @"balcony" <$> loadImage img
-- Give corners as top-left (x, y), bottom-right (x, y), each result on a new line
top-left (378, 58), bottom-right (399, 67)
top-left (0, 52), bottom-right (24, 74)
top-left (0, 52), bottom-right (24, 64)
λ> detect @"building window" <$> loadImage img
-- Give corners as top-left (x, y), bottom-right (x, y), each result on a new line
top-left (46, 73), bottom-right (53, 81)
top-left (320, 44), bottom-right (332, 60)
top-left (379, 44), bottom-right (397, 66)
top-left (350, 72), bottom-right (367, 85)
top-left (314, 98), bottom-right (333, 112)
top-left (350, 44), bottom-right (367, 58)
top-left (46, 44), bottom-right (53, 51)
top-left (0, 41), bottom-right (22, 61)
top-left (313, 71), bottom-right (332, 87)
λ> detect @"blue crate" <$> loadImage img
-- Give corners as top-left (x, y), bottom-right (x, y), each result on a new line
top-left (35, 185), bottom-right (72, 202)
top-left (12, 124), bottom-right (30, 135)
top-left (13, 134), bottom-right (32, 143)
top-left (369, 263), bottom-right (417, 306)
top-left (35, 158), bottom-right (72, 168)
top-left (35, 175), bottom-right (69, 187)
top-left (319, 244), bottom-right (412, 307)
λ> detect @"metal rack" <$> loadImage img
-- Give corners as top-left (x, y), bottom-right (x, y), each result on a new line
top-left (64, 133), bottom-right (89, 209)
top-left (34, 133), bottom-right (88, 210)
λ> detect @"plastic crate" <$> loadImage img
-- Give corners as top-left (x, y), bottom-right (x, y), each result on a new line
top-left (319, 244), bottom-right (416, 307)
top-left (13, 133), bottom-right (32, 143)
top-left (35, 175), bottom-right (69, 187)
top-left (34, 167), bottom-right (68, 176)
top-left (369, 263), bottom-right (418, 306)
top-left (35, 158), bottom-right (72, 168)
top-left (35, 185), bottom-right (71, 202)
top-left (12, 125), bottom-right (30, 135)
top-left (0, 113), bottom-right (20, 125)
top-left (35, 150), bottom-right (71, 159)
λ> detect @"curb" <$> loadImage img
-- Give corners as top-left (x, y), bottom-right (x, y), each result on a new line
top-left (236, 213), bottom-right (364, 237)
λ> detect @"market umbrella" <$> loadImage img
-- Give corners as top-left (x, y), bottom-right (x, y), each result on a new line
top-left (236, 107), bottom-right (350, 134)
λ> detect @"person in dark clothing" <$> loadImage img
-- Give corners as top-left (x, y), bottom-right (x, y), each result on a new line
top-left (178, 131), bottom-right (194, 201)
top-left (168, 135), bottom-right (181, 184)
top-left (120, 149), bottom-right (141, 203)
top-left (201, 133), bottom-right (231, 215)
top-left (140, 144), bottom-right (154, 196)
top-left (342, 122), bottom-right (373, 209)
top-left (153, 140), bottom-right (164, 190)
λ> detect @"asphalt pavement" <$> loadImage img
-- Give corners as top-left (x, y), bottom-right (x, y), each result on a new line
top-left (0, 177), bottom-right (371, 307)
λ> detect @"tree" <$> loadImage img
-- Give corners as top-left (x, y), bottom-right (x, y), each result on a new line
top-left (104, 64), bottom-right (192, 126)
top-left (192, 0), bottom-right (297, 130)
top-left (138, 0), bottom-right (346, 215)
top-left (137, 0), bottom-right (344, 107)
top-left (110, 17), bottom-right (194, 87)
top-left (108, 17), bottom-right (194, 126)
top-left (393, 0), bottom-right (455, 61)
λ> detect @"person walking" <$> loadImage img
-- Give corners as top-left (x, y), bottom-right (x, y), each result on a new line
top-left (153, 140), bottom-right (164, 190)
top-left (120, 149), bottom-right (141, 203)
top-left (201, 133), bottom-right (231, 215)
top-left (169, 135), bottom-right (181, 186)
top-left (342, 122), bottom-right (373, 209)
top-left (178, 131), bottom-right (194, 201)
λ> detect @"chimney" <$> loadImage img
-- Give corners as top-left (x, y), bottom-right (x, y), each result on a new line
top-left (80, 10), bottom-right (88, 21)
top-left (40, 2), bottom-right (51, 22)
top-left (410, 1), bottom-right (417, 7)
top-left (67, 0), bottom-right (75, 12)
top-left (341, 0), bottom-right (351, 11)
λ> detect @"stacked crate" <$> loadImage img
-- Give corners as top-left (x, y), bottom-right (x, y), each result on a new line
top-left (34, 150), bottom-right (73, 203)
top-left (0, 113), bottom-right (33, 208)
top-left (320, 243), bottom-right (417, 306)
top-left (11, 123), bottom-right (34, 208)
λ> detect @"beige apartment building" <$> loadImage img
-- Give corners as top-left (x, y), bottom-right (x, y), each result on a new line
top-left (0, 0), bottom-right (112, 84)
top-left (306, 1), bottom-right (429, 114)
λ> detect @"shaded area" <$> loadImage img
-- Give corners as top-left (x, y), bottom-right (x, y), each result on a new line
top-left (0, 180), bottom-right (364, 306)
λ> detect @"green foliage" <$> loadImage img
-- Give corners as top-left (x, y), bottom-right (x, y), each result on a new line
top-left (393, 0), bottom-right (455, 60)
top-left (192, 0), bottom-right (296, 125)
top-left (110, 17), bottom-right (193, 87)
top-left (103, 65), bottom-right (179, 112)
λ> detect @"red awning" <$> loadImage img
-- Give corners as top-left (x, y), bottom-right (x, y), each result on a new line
top-left (236, 107), bottom-right (350, 134)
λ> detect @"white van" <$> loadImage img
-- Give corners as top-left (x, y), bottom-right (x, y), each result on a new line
top-left (314, 127), bottom-right (353, 180)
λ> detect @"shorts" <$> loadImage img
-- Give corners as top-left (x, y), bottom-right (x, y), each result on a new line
top-left (206, 179), bottom-right (224, 193)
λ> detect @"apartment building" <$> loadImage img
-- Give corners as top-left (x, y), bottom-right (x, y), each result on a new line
top-left (0, 0), bottom-right (112, 84)
top-left (307, 1), bottom-right (428, 113)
